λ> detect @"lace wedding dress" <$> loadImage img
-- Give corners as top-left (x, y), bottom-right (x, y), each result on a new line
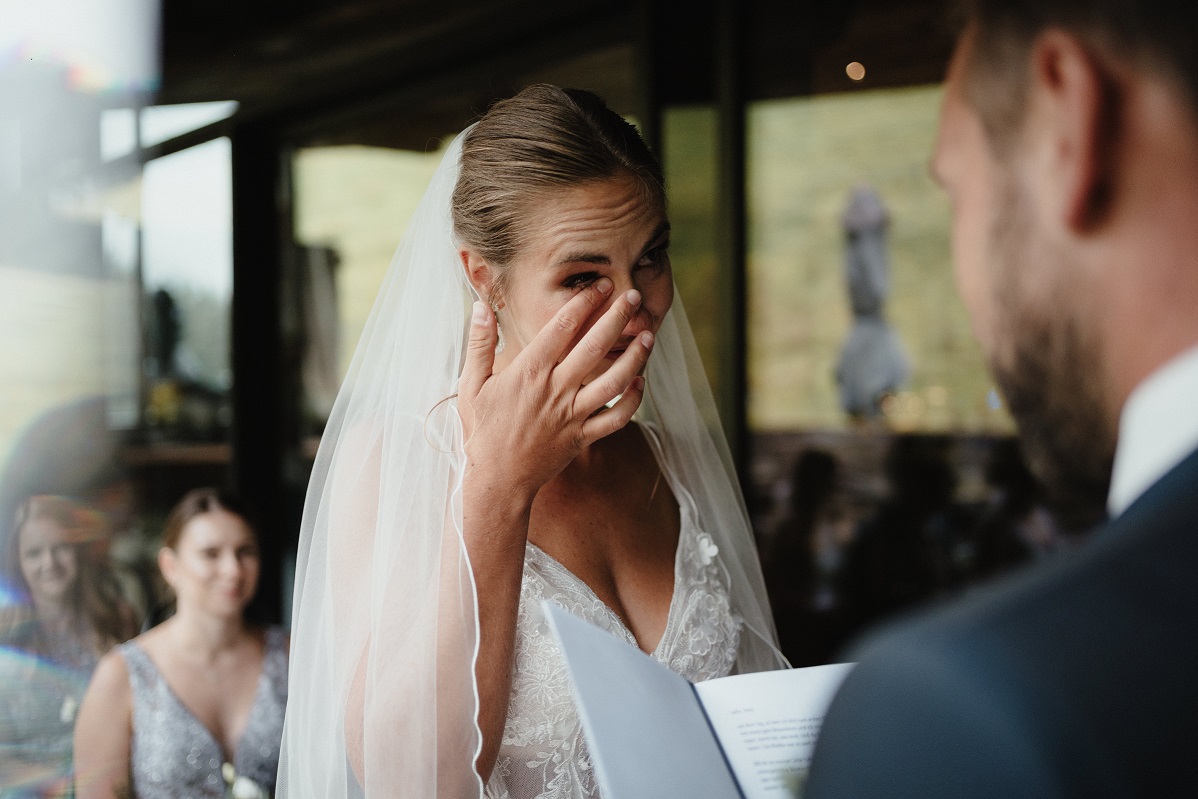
top-left (278, 128), bottom-right (782, 799)
top-left (485, 430), bottom-right (745, 799)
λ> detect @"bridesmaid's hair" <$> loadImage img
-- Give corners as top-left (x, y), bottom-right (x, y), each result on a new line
top-left (161, 487), bottom-right (257, 550)
top-left (452, 84), bottom-right (665, 298)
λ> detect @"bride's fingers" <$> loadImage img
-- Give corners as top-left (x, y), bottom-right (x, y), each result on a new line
top-left (580, 376), bottom-right (646, 444)
top-left (521, 278), bottom-right (614, 372)
top-left (575, 331), bottom-right (654, 415)
top-left (555, 289), bottom-right (642, 389)
top-left (460, 301), bottom-right (497, 399)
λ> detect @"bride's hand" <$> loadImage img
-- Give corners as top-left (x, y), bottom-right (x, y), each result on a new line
top-left (458, 276), bottom-right (655, 504)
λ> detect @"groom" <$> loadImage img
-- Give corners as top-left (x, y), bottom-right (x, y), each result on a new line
top-left (804, 1), bottom-right (1198, 796)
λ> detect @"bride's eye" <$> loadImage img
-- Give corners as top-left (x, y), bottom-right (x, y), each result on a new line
top-left (563, 271), bottom-right (600, 289)
top-left (638, 242), bottom-right (671, 270)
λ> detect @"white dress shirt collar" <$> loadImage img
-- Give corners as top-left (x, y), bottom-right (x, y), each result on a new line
top-left (1108, 342), bottom-right (1198, 517)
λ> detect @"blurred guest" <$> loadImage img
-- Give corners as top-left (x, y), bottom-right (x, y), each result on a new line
top-left (838, 435), bottom-right (972, 633)
top-left (3, 496), bottom-right (139, 670)
top-left (0, 397), bottom-right (155, 634)
top-left (968, 438), bottom-right (1066, 582)
top-left (74, 489), bottom-right (287, 799)
top-left (765, 449), bottom-right (854, 666)
top-left (0, 496), bottom-right (138, 796)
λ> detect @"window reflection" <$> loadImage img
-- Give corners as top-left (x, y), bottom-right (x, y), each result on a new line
top-left (746, 84), bottom-right (1005, 433)
top-left (101, 102), bottom-right (239, 163)
top-left (746, 85), bottom-right (1041, 667)
top-left (662, 105), bottom-right (721, 393)
top-left (139, 101), bottom-right (238, 148)
top-left (0, 400), bottom-right (145, 795)
top-left (140, 137), bottom-right (233, 442)
top-left (292, 143), bottom-right (447, 433)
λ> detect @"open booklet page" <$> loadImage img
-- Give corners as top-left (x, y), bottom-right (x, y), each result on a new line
top-left (544, 602), bottom-right (743, 798)
top-left (695, 664), bottom-right (853, 798)
top-left (543, 602), bottom-right (853, 799)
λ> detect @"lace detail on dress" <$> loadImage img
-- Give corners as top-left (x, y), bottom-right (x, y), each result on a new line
top-left (484, 497), bottom-right (743, 799)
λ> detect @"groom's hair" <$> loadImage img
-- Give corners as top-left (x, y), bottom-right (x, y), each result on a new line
top-left (961, 0), bottom-right (1198, 154)
top-left (453, 84), bottom-right (664, 292)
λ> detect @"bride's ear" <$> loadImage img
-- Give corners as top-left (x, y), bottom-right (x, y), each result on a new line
top-left (460, 248), bottom-right (497, 303)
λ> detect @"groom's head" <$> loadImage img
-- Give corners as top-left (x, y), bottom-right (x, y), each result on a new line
top-left (933, 0), bottom-right (1198, 520)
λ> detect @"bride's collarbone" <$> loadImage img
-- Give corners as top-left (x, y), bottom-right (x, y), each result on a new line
top-left (532, 454), bottom-right (677, 540)
top-left (529, 474), bottom-right (679, 592)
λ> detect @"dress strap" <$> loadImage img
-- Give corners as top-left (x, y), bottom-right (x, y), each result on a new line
top-left (260, 626), bottom-right (289, 688)
top-left (117, 640), bottom-right (159, 693)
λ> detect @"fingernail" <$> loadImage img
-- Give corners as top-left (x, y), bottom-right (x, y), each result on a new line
top-left (626, 289), bottom-right (642, 306)
top-left (640, 331), bottom-right (654, 347)
top-left (596, 278), bottom-right (613, 295)
top-left (471, 301), bottom-right (487, 325)
top-left (632, 376), bottom-right (646, 391)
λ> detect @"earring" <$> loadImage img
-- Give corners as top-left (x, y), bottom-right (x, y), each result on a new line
top-left (490, 302), bottom-right (506, 354)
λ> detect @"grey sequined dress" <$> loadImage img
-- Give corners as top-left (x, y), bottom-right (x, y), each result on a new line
top-left (118, 626), bottom-right (288, 798)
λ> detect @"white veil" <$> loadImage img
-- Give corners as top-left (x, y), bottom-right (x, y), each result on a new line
top-left (278, 126), bottom-right (782, 799)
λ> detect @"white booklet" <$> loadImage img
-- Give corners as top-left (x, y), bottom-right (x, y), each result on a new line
top-left (543, 602), bottom-right (853, 799)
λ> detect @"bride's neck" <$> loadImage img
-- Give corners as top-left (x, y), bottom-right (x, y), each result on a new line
top-left (562, 424), bottom-right (635, 477)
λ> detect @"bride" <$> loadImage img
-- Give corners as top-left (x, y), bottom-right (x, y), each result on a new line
top-left (278, 84), bottom-right (785, 799)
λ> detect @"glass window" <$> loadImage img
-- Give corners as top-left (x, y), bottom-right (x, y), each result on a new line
top-left (745, 84), bottom-right (1069, 670)
top-left (293, 143), bottom-right (447, 384)
top-left (140, 101), bottom-right (239, 148)
top-left (139, 137), bottom-right (234, 442)
top-left (662, 105), bottom-right (722, 393)
top-left (747, 85), bottom-right (1009, 434)
top-left (1, 1), bottom-right (160, 789)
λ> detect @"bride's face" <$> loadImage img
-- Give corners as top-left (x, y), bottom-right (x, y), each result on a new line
top-left (488, 176), bottom-right (673, 384)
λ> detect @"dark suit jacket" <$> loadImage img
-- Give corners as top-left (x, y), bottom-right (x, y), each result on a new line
top-left (804, 445), bottom-right (1198, 798)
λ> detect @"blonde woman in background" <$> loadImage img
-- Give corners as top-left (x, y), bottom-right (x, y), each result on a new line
top-left (0, 495), bottom-right (139, 796)
top-left (3, 495), bottom-right (139, 670)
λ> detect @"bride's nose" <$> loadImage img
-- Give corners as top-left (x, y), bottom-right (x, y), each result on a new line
top-left (606, 278), bottom-right (652, 336)
top-left (593, 296), bottom-right (651, 344)
top-left (621, 302), bottom-right (653, 338)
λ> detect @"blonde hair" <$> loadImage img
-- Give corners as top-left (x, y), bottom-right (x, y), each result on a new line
top-left (452, 84), bottom-right (665, 297)
top-left (9, 495), bottom-right (134, 652)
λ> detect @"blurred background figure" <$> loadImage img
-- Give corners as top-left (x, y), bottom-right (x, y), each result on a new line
top-left (0, 398), bottom-right (146, 797)
top-left (967, 438), bottom-right (1066, 583)
top-left (764, 449), bottom-right (855, 666)
top-left (143, 288), bottom-right (233, 445)
top-left (0, 496), bottom-right (139, 797)
top-left (0, 398), bottom-right (153, 630)
top-left (147, 289), bottom-right (182, 381)
top-left (838, 435), bottom-right (973, 633)
top-left (3, 496), bottom-right (138, 667)
top-left (74, 488), bottom-right (287, 799)
top-left (835, 184), bottom-right (909, 420)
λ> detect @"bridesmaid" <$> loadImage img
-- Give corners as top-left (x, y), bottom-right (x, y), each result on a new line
top-left (74, 488), bottom-right (287, 799)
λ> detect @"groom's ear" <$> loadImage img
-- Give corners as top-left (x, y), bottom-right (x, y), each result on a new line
top-left (460, 248), bottom-right (497, 303)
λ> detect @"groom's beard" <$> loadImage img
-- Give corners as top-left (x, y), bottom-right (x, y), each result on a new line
top-left (986, 180), bottom-right (1114, 531)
